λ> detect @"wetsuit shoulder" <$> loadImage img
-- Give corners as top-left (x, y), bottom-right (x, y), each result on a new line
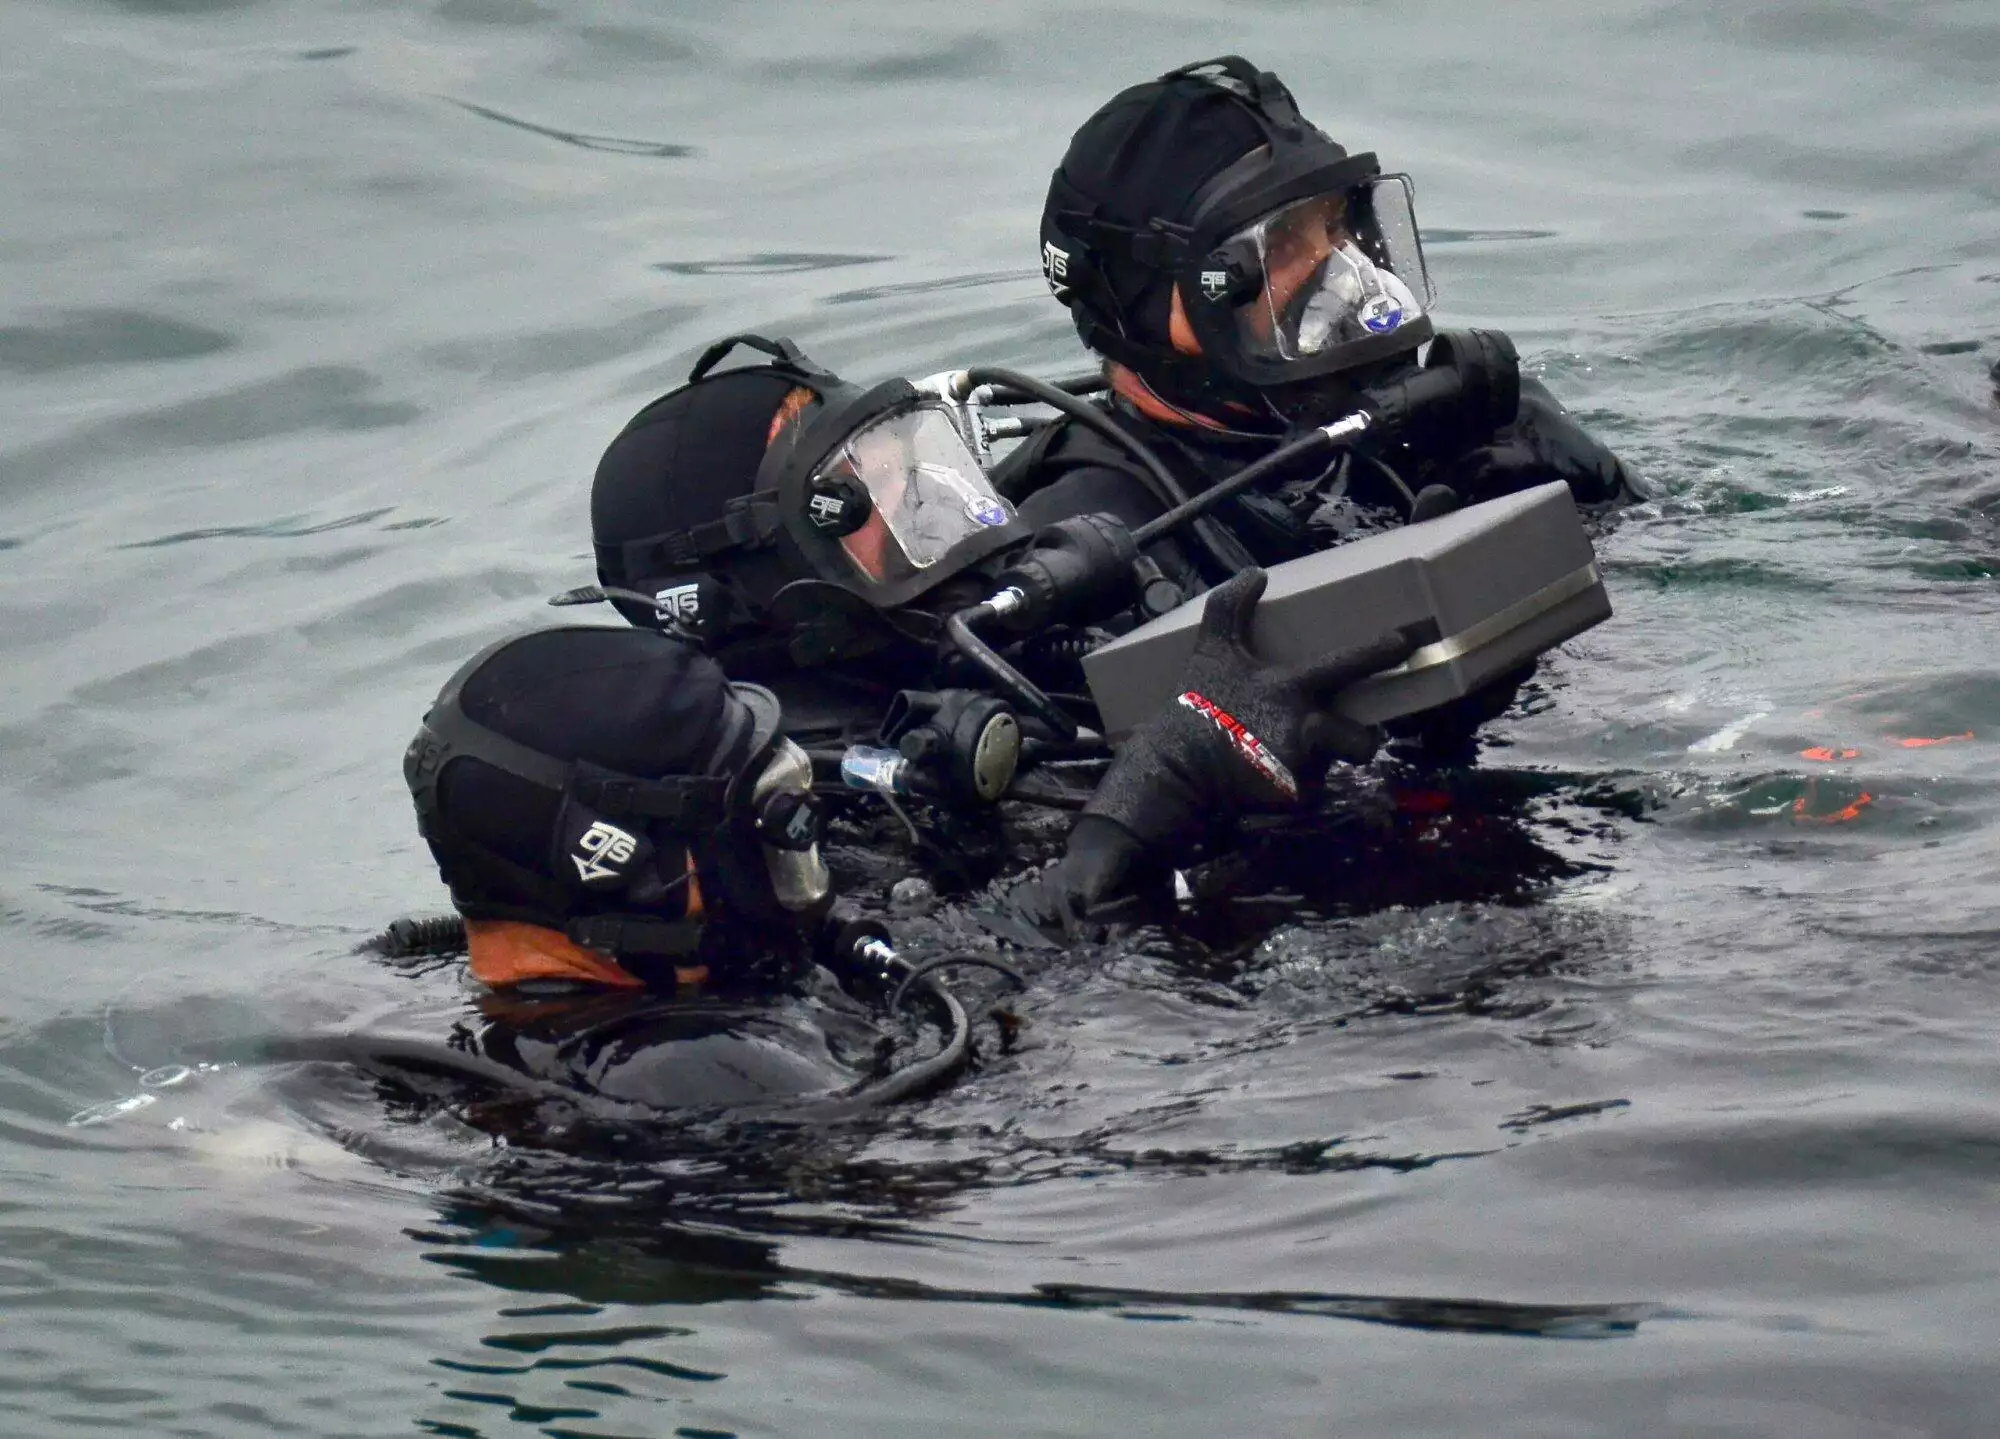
top-left (998, 412), bottom-right (1321, 577)
top-left (996, 415), bottom-right (1174, 532)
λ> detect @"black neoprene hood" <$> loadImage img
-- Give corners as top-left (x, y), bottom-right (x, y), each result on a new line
top-left (592, 333), bottom-right (1030, 624)
top-left (1040, 55), bottom-right (1433, 396)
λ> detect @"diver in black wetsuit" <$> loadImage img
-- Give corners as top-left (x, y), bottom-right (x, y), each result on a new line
top-left (1014, 55), bottom-right (1639, 566)
top-left (563, 61), bottom-right (1649, 928)
top-left (1008, 56), bottom-right (1639, 775)
top-left (398, 623), bottom-right (904, 1107)
top-left (942, 58), bottom-right (1650, 924)
top-left (578, 332), bottom-right (1422, 929)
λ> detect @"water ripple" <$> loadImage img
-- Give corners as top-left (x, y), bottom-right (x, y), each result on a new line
top-left (445, 99), bottom-right (696, 159)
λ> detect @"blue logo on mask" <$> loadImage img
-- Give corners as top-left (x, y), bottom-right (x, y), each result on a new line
top-left (1360, 296), bottom-right (1405, 335)
top-left (966, 496), bottom-right (1008, 527)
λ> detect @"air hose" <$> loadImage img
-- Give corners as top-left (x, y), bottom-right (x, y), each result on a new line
top-left (949, 366), bottom-right (1257, 575)
top-left (944, 599), bottom-right (1079, 741)
top-left (336, 912), bottom-right (1021, 1116)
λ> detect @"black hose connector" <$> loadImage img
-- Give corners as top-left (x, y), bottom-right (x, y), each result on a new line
top-left (1362, 328), bottom-right (1521, 447)
top-left (945, 600), bottom-right (1080, 741)
top-left (990, 513), bottom-right (1140, 634)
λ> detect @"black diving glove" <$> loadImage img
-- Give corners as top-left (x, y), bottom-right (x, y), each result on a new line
top-left (1447, 379), bottom-right (1640, 507)
top-left (1013, 567), bottom-right (1414, 932)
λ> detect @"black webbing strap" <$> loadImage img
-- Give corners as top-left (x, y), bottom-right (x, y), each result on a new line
top-left (411, 703), bottom-right (730, 828)
top-left (614, 491), bottom-right (784, 577)
top-left (687, 332), bottom-right (833, 385)
top-left (563, 914), bottom-right (705, 958)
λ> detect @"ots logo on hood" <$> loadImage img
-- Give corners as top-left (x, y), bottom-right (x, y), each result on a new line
top-left (572, 820), bottom-right (638, 885)
top-left (653, 583), bottom-right (700, 624)
top-left (1199, 269), bottom-right (1232, 303)
top-left (1041, 241), bottom-right (1071, 301)
top-left (807, 493), bottom-right (848, 530)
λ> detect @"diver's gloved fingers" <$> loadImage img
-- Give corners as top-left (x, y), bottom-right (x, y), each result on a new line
top-left (1298, 711), bottom-right (1384, 770)
top-left (1006, 864), bottom-right (1094, 941)
top-left (1407, 483), bottom-right (1461, 523)
top-left (1199, 566), bottom-right (1269, 660)
top-left (1002, 816), bottom-right (1171, 945)
top-left (969, 903), bottom-right (1066, 952)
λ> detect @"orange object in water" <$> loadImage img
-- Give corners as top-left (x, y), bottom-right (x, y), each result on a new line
top-left (1791, 790), bottom-right (1873, 824)
top-left (466, 919), bottom-right (647, 989)
top-left (1890, 731), bottom-right (1974, 749)
top-left (1800, 746), bottom-right (1860, 762)
top-left (467, 856), bottom-right (704, 989)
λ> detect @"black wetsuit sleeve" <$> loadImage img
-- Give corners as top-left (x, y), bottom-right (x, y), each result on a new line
top-left (1432, 376), bottom-right (1642, 507)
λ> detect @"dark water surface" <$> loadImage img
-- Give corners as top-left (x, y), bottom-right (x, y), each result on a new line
top-left (6, 1), bottom-right (2000, 1434)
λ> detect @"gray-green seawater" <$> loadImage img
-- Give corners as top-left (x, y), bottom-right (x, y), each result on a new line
top-left (4, 1), bottom-right (2000, 1434)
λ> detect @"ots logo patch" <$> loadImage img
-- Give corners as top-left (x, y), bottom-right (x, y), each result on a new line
top-left (653, 583), bottom-right (700, 625)
top-left (572, 820), bottom-right (638, 884)
top-left (807, 494), bottom-right (848, 529)
top-left (1177, 691), bottom-right (1299, 802)
top-left (1199, 269), bottom-right (1232, 303)
top-left (1041, 241), bottom-right (1071, 300)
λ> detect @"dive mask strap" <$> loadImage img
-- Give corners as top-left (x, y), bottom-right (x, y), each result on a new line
top-left (567, 763), bottom-right (730, 826)
top-left (687, 332), bottom-right (833, 385)
top-left (614, 490), bottom-right (784, 574)
top-left (1155, 55), bottom-right (1305, 137)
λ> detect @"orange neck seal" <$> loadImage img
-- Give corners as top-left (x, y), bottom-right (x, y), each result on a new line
top-left (466, 919), bottom-right (708, 991)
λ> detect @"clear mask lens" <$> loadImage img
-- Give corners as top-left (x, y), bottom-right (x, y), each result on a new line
top-left (1231, 176), bottom-right (1433, 364)
top-left (815, 404), bottom-right (1013, 585)
top-left (748, 738), bottom-right (830, 913)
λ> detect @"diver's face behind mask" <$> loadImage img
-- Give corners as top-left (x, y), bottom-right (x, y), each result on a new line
top-left (776, 385), bottom-right (1029, 609)
top-left (1233, 180), bottom-right (1431, 365)
top-left (818, 404), bottom-right (1012, 587)
top-left (1180, 153), bottom-right (1437, 399)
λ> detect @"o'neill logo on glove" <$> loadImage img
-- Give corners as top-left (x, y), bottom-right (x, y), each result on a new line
top-left (1177, 691), bottom-right (1299, 801)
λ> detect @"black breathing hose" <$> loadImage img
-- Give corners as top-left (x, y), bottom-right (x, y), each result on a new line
top-left (366, 914), bottom-right (470, 958)
top-left (837, 975), bottom-right (973, 1107)
top-left (237, 1010), bottom-right (976, 1121)
top-left (344, 913), bottom-right (1005, 1115)
top-left (244, 1032), bottom-right (623, 1107)
top-left (954, 366), bottom-right (1257, 575)
top-left (945, 602), bottom-right (1080, 741)
top-left (1131, 416), bottom-right (1370, 549)
top-left (886, 954), bottom-right (1027, 1016)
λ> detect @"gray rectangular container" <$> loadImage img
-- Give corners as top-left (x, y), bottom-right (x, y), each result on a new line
top-left (1081, 481), bottom-right (1610, 736)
